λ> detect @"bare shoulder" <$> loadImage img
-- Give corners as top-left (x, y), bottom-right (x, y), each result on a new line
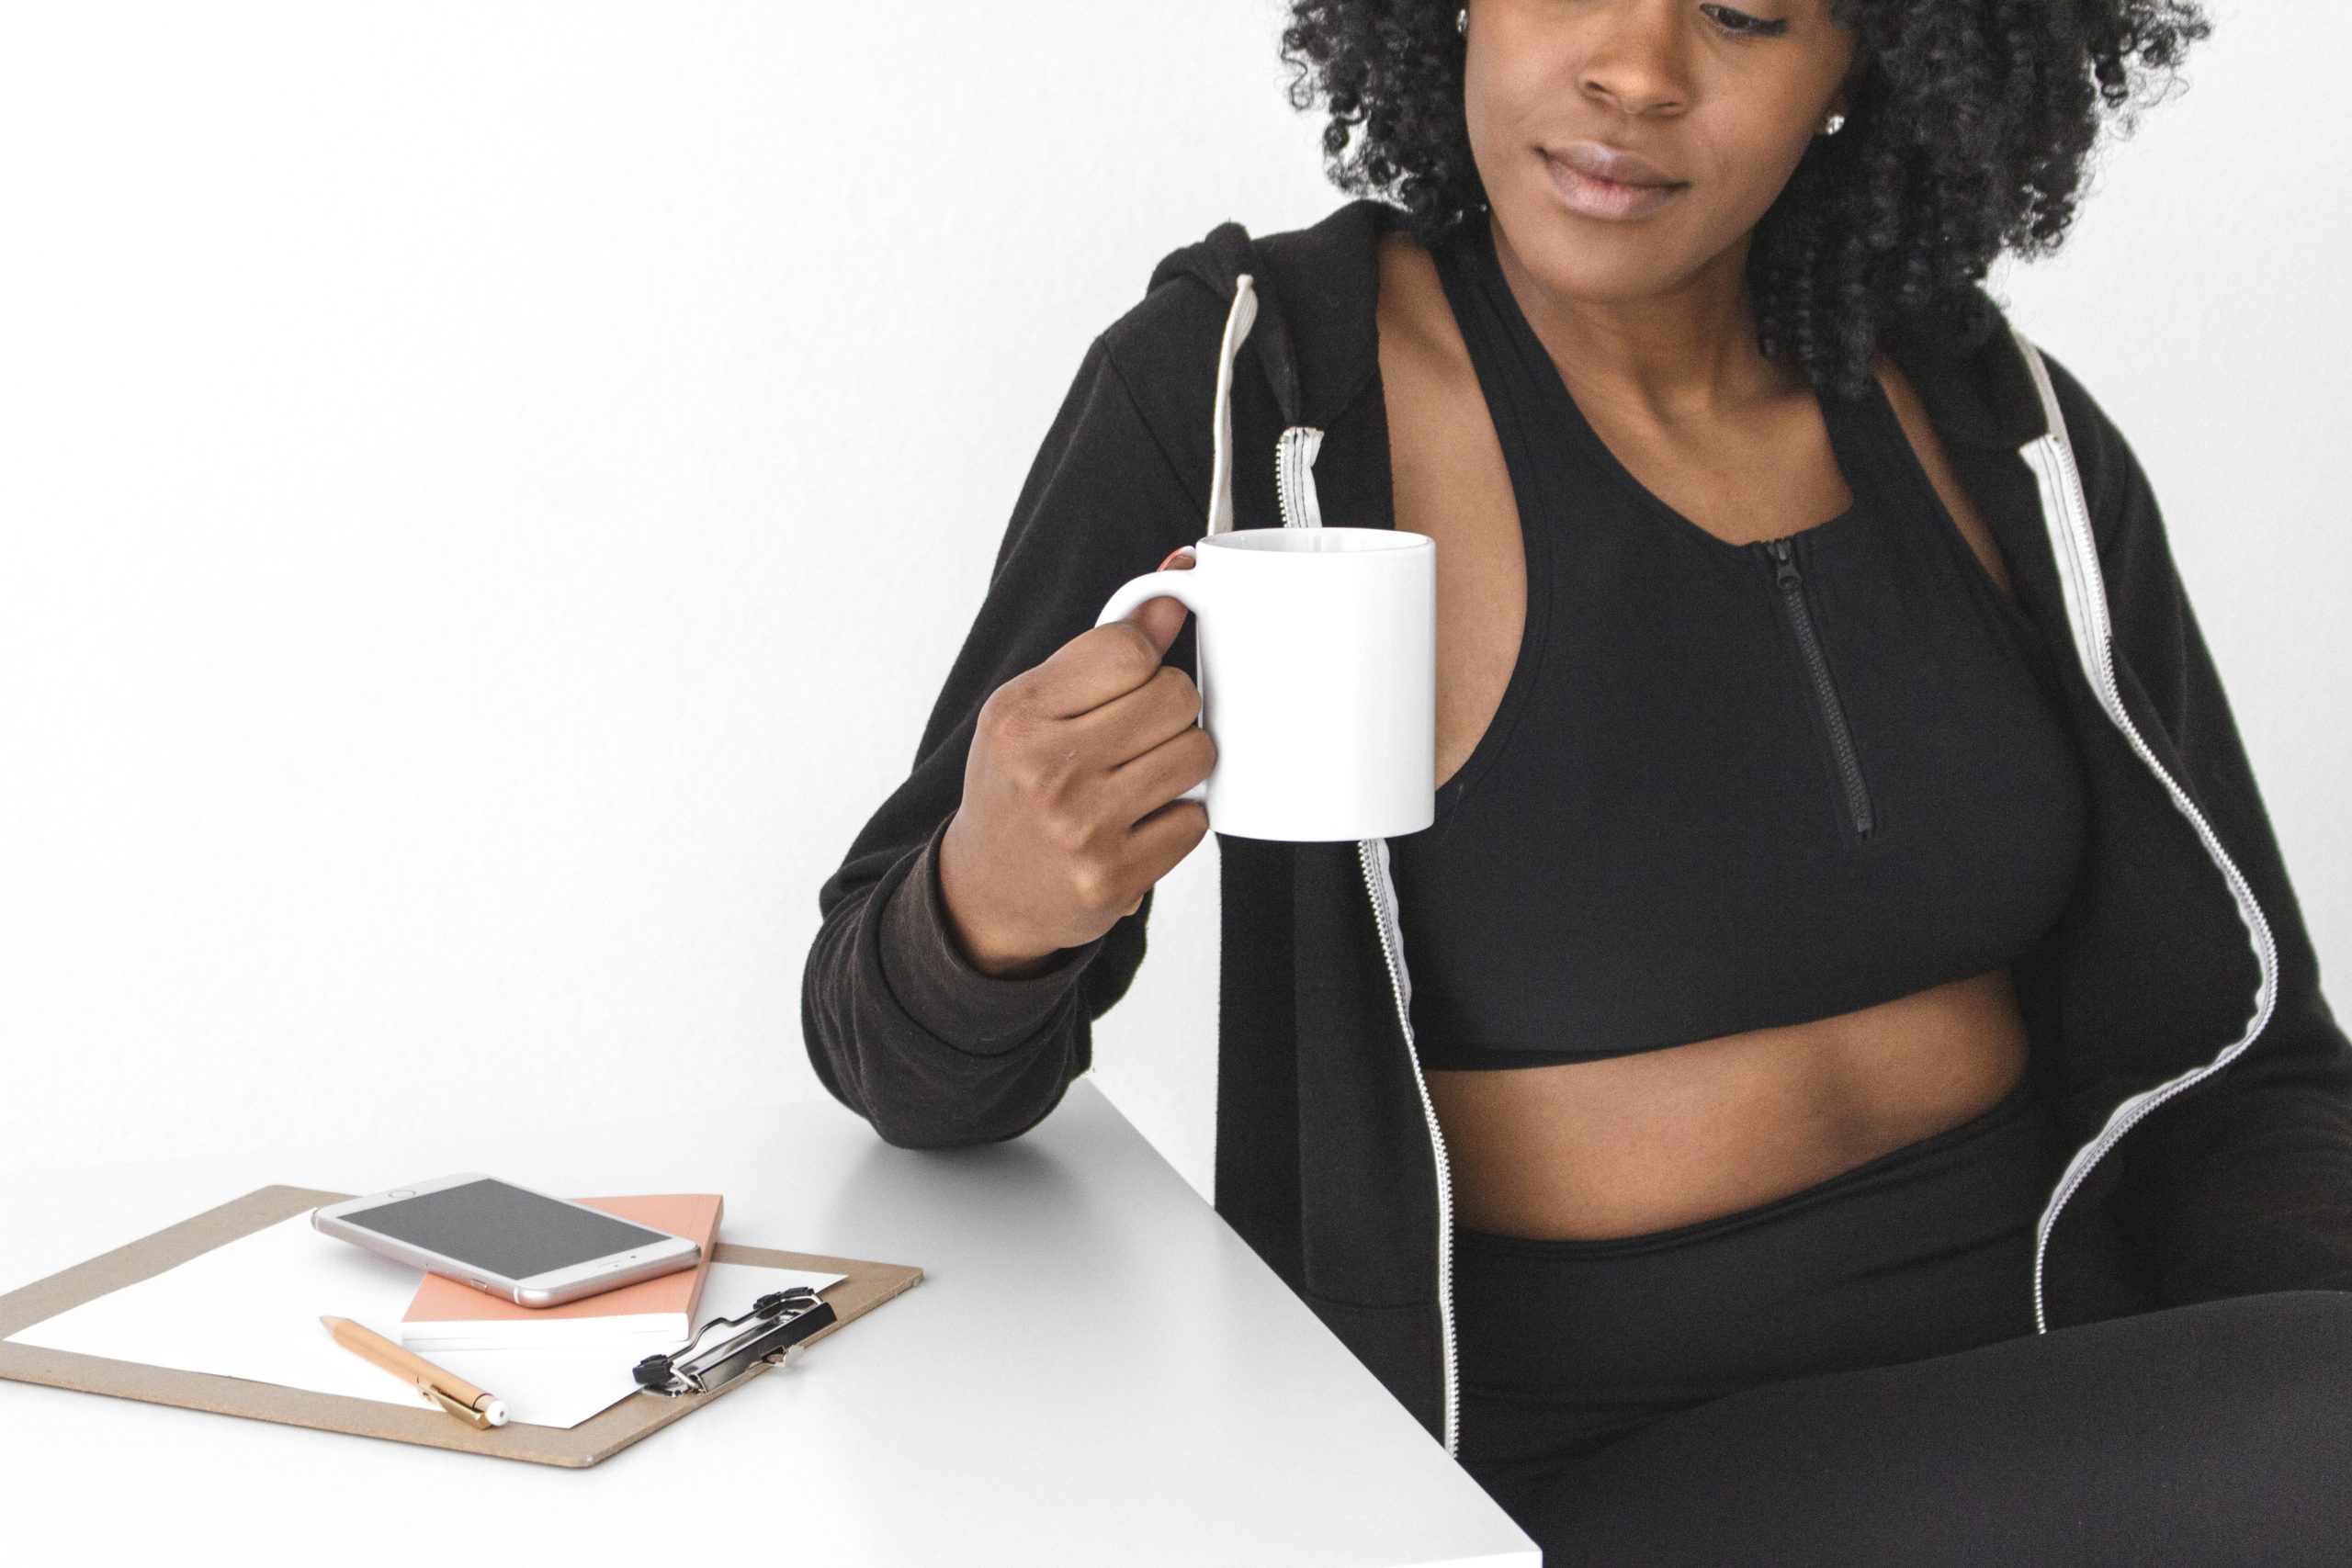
top-left (1377, 231), bottom-right (1510, 512)
top-left (1377, 233), bottom-right (1468, 377)
top-left (1375, 232), bottom-right (1525, 786)
top-left (1377, 233), bottom-right (1491, 444)
top-left (1875, 355), bottom-right (2016, 600)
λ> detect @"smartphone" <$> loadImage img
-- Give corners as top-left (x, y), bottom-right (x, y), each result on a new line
top-left (312, 1174), bottom-right (701, 1307)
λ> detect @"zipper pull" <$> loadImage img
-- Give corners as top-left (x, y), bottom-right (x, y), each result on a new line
top-left (1770, 537), bottom-right (1800, 586)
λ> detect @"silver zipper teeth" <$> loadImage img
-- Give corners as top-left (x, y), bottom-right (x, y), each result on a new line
top-left (1281, 419), bottom-right (1454, 1448)
top-left (1276, 425), bottom-right (1326, 530)
top-left (2018, 350), bottom-right (2280, 1331)
top-left (1356, 837), bottom-right (1461, 1456)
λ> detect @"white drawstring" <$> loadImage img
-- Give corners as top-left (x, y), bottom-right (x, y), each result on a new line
top-left (1206, 276), bottom-right (1258, 536)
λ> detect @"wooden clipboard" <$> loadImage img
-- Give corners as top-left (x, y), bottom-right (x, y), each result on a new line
top-left (0, 1185), bottom-right (922, 1468)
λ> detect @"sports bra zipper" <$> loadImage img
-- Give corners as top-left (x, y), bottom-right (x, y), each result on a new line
top-left (1769, 538), bottom-right (1875, 840)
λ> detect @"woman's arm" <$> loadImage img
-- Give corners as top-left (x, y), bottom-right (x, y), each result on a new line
top-left (2048, 356), bottom-right (2352, 1300)
top-left (801, 304), bottom-right (1221, 1148)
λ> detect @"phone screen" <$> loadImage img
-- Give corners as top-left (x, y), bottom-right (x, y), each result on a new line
top-left (339, 1179), bottom-right (668, 1280)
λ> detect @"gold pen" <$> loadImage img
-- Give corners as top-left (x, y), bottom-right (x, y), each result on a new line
top-left (322, 1315), bottom-right (510, 1429)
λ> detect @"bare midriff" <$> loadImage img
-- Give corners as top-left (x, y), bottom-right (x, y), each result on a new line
top-left (1377, 232), bottom-right (2038, 1244)
top-left (1425, 973), bottom-right (2030, 1239)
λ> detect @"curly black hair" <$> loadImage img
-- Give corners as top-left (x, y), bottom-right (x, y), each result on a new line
top-left (1282, 1), bottom-right (2208, 393)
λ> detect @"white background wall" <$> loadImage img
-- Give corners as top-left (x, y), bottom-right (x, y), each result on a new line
top-left (3, 1), bottom-right (2342, 1200)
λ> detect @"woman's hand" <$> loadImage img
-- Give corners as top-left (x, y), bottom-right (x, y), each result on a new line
top-left (938, 550), bottom-right (1213, 977)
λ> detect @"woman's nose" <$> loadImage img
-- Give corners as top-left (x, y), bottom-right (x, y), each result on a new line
top-left (1577, 1), bottom-right (1691, 119)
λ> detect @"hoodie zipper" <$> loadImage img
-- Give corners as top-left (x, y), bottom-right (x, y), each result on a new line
top-left (1357, 837), bottom-right (1460, 1457)
top-left (1768, 537), bottom-right (1874, 840)
top-left (1290, 429), bottom-right (1456, 1453)
top-left (2010, 331), bottom-right (2278, 1331)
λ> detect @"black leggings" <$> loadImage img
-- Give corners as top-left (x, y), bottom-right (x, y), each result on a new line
top-left (1454, 1090), bottom-right (2352, 1563)
top-left (1485, 1291), bottom-right (2352, 1566)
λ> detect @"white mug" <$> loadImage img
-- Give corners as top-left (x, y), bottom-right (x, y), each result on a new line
top-left (1095, 527), bottom-right (1435, 842)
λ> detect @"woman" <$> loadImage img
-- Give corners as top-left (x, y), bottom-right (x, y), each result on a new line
top-left (806, 1), bottom-right (2352, 1560)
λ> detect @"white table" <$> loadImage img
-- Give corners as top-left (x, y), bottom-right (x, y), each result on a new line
top-left (0, 1080), bottom-right (1536, 1567)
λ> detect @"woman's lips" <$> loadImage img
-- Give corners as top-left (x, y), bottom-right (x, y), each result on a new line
top-left (1543, 141), bottom-right (1684, 221)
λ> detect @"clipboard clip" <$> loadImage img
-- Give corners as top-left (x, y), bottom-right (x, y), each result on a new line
top-left (631, 1286), bottom-right (837, 1398)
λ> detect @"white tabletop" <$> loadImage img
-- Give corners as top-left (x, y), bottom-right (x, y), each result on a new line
top-left (0, 1079), bottom-right (1535, 1567)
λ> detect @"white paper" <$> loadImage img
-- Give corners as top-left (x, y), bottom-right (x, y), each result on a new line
top-left (6, 1214), bottom-right (844, 1429)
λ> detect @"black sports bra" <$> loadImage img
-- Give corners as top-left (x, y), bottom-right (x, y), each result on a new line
top-left (1388, 224), bottom-right (2089, 1069)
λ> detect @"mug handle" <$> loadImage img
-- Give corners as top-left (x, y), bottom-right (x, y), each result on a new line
top-left (1095, 570), bottom-right (1210, 629)
top-left (1095, 570), bottom-right (1213, 807)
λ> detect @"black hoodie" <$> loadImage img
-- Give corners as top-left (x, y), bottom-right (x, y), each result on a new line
top-left (802, 201), bottom-right (2352, 1450)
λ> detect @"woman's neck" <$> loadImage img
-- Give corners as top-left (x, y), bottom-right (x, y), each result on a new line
top-left (1489, 220), bottom-right (1804, 424)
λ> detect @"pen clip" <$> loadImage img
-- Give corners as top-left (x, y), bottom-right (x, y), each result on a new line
top-left (420, 1382), bottom-right (492, 1429)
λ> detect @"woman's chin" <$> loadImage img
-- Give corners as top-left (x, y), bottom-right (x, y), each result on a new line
top-left (1494, 208), bottom-right (1730, 312)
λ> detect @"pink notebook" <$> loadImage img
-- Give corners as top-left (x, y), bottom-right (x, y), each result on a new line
top-left (397, 1193), bottom-right (723, 1352)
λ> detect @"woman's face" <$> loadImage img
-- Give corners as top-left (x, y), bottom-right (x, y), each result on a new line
top-left (1464, 0), bottom-right (1854, 308)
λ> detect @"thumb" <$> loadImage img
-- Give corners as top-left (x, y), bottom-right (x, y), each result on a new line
top-left (1125, 547), bottom-right (1197, 656)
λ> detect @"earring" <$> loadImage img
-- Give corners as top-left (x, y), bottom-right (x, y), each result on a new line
top-left (1820, 111), bottom-right (1847, 136)
top-left (1456, 8), bottom-right (1468, 36)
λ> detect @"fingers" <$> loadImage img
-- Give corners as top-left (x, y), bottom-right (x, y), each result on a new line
top-left (1064, 662), bottom-right (1200, 761)
top-left (1015, 621), bottom-right (1170, 721)
top-left (1102, 720), bottom-right (1214, 828)
top-left (949, 543), bottom-right (1211, 957)
top-left (1125, 797), bottom-right (1211, 887)
top-left (1001, 548), bottom-right (1199, 720)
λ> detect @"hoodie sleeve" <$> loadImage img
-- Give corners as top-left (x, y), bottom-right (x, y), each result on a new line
top-left (2046, 355), bottom-right (2352, 1302)
top-left (799, 290), bottom-right (1224, 1149)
